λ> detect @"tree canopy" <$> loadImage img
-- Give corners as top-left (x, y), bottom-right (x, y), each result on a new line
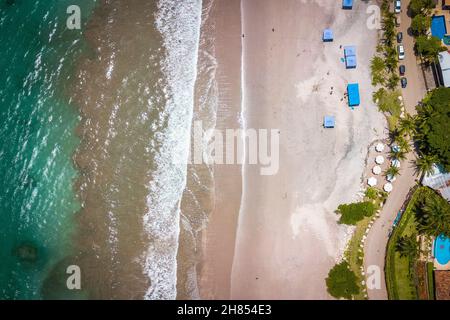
top-left (415, 88), bottom-right (450, 171)
top-left (414, 187), bottom-right (450, 238)
top-left (411, 14), bottom-right (430, 36)
top-left (409, 0), bottom-right (435, 17)
top-left (336, 201), bottom-right (376, 225)
top-left (326, 261), bottom-right (360, 299)
top-left (415, 36), bottom-right (447, 63)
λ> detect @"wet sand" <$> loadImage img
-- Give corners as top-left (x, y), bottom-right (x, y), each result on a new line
top-left (181, 0), bottom-right (243, 300)
top-left (230, 0), bottom-right (386, 299)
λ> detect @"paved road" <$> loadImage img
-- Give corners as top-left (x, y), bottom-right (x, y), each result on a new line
top-left (364, 0), bottom-right (426, 300)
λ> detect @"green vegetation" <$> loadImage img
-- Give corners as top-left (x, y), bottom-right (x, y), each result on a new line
top-left (385, 165), bottom-right (400, 178)
top-left (426, 262), bottom-right (435, 300)
top-left (328, 189), bottom-right (387, 300)
top-left (326, 261), bottom-right (360, 299)
top-left (372, 88), bottom-right (402, 117)
top-left (414, 88), bottom-right (450, 172)
top-left (395, 234), bottom-right (419, 259)
top-left (371, 1), bottom-right (404, 122)
top-left (385, 187), bottom-right (420, 300)
top-left (414, 189), bottom-right (450, 237)
top-left (386, 187), bottom-right (450, 299)
top-left (370, 56), bottom-right (387, 86)
top-left (411, 14), bottom-right (430, 36)
top-left (408, 0), bottom-right (435, 18)
top-left (415, 36), bottom-right (447, 64)
top-left (408, 0), bottom-right (444, 64)
top-left (336, 201), bottom-right (376, 225)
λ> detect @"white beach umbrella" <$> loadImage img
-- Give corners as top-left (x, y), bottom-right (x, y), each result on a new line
top-left (384, 183), bottom-right (393, 192)
top-left (367, 177), bottom-right (377, 187)
top-left (372, 165), bottom-right (382, 175)
top-left (392, 159), bottom-right (400, 168)
top-left (375, 143), bottom-right (385, 152)
top-left (375, 155), bottom-right (385, 165)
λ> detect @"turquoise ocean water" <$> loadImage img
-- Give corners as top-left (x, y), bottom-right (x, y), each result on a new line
top-left (0, 0), bottom-right (95, 299)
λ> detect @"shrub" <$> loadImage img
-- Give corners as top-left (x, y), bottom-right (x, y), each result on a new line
top-left (336, 201), bottom-right (376, 225)
top-left (415, 88), bottom-right (450, 171)
top-left (411, 14), bottom-right (430, 36)
top-left (326, 261), bottom-right (360, 299)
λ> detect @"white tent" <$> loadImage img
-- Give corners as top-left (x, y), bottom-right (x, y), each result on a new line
top-left (375, 155), bottom-right (385, 165)
top-left (372, 165), bottom-right (382, 175)
top-left (375, 143), bottom-right (385, 152)
top-left (384, 183), bottom-right (393, 192)
top-left (368, 177), bottom-right (377, 187)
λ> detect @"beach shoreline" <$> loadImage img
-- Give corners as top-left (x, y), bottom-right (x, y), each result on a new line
top-left (196, 0), bottom-right (243, 300)
top-left (230, 0), bottom-right (386, 299)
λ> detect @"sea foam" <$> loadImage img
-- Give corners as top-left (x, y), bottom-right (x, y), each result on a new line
top-left (144, 0), bottom-right (202, 300)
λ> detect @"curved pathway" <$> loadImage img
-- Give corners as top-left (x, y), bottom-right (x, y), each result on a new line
top-left (364, 0), bottom-right (426, 300)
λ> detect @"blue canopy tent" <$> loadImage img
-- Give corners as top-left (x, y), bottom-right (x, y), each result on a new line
top-left (323, 116), bottom-right (335, 128)
top-left (344, 45), bottom-right (357, 69)
top-left (342, 0), bottom-right (353, 9)
top-left (345, 55), bottom-right (357, 68)
top-left (344, 46), bottom-right (356, 57)
top-left (323, 29), bottom-right (333, 42)
top-left (347, 83), bottom-right (360, 106)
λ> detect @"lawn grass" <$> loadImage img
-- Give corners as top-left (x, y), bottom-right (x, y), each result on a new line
top-left (344, 216), bottom-right (372, 300)
top-left (385, 187), bottom-right (421, 300)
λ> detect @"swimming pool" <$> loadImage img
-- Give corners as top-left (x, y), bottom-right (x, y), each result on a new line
top-left (431, 15), bottom-right (447, 40)
top-left (434, 234), bottom-right (450, 265)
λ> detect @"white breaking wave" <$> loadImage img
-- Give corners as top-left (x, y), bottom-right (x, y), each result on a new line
top-left (144, 0), bottom-right (203, 300)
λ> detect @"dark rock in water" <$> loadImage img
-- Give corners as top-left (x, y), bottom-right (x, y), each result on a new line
top-left (5, 0), bottom-right (16, 6)
top-left (13, 242), bottom-right (38, 263)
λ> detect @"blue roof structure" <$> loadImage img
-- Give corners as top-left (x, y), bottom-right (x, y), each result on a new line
top-left (344, 46), bottom-right (356, 57)
top-left (342, 0), bottom-right (353, 9)
top-left (344, 46), bottom-right (357, 69)
top-left (324, 116), bottom-right (335, 128)
top-left (345, 55), bottom-right (357, 68)
top-left (323, 29), bottom-right (333, 42)
top-left (347, 83), bottom-right (360, 106)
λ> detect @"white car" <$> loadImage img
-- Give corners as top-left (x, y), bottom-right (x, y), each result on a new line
top-left (398, 45), bottom-right (405, 60)
top-left (395, 0), bottom-right (401, 13)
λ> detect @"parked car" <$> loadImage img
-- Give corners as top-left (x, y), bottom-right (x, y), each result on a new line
top-left (401, 77), bottom-right (408, 88)
top-left (399, 65), bottom-right (406, 76)
top-left (397, 32), bottom-right (403, 43)
top-left (397, 45), bottom-right (405, 60)
top-left (395, 15), bottom-right (401, 27)
top-left (395, 0), bottom-right (401, 13)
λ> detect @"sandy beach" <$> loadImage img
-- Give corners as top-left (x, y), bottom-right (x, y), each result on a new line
top-left (230, 0), bottom-right (386, 299)
top-left (178, 0), bottom-right (243, 299)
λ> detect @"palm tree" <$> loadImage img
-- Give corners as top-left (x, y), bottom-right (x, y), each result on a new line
top-left (398, 114), bottom-right (416, 136)
top-left (387, 74), bottom-right (400, 90)
top-left (397, 136), bottom-right (411, 153)
top-left (395, 234), bottom-right (419, 259)
top-left (415, 154), bottom-right (437, 177)
top-left (385, 165), bottom-right (400, 178)
top-left (390, 149), bottom-right (407, 161)
top-left (416, 196), bottom-right (450, 237)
